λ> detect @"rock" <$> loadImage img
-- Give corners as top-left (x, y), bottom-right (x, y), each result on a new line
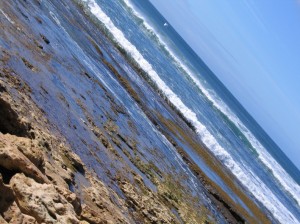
top-left (10, 173), bottom-right (80, 224)
top-left (80, 204), bottom-right (103, 224)
top-left (79, 221), bottom-right (90, 224)
top-left (0, 215), bottom-right (8, 224)
top-left (22, 214), bottom-right (38, 224)
top-left (3, 202), bottom-right (24, 224)
top-left (0, 133), bottom-right (48, 184)
top-left (55, 186), bottom-right (82, 215)
top-left (0, 98), bottom-right (31, 138)
top-left (61, 146), bottom-right (85, 174)
top-left (0, 147), bottom-right (38, 224)
top-left (44, 160), bottom-right (72, 190)
top-left (119, 180), bottom-right (176, 224)
top-left (80, 184), bottom-right (127, 224)
top-left (16, 141), bottom-right (44, 171)
top-left (0, 174), bottom-right (15, 214)
top-left (0, 198), bottom-right (38, 224)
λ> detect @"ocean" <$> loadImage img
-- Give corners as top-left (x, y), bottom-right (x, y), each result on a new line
top-left (75, 0), bottom-right (300, 223)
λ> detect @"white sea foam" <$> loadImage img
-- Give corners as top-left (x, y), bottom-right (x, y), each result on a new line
top-left (122, 0), bottom-right (300, 209)
top-left (0, 9), bottom-right (15, 24)
top-left (50, 11), bottom-right (61, 26)
top-left (80, 0), bottom-right (299, 222)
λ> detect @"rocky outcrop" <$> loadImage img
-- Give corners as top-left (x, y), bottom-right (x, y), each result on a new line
top-left (10, 173), bottom-right (79, 223)
top-left (119, 179), bottom-right (176, 224)
top-left (0, 174), bottom-right (15, 220)
top-left (0, 127), bottom-right (129, 224)
top-left (0, 98), bottom-right (31, 138)
top-left (0, 134), bottom-right (48, 184)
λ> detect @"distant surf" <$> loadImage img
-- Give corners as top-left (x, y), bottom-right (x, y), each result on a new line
top-left (79, 0), bottom-right (299, 223)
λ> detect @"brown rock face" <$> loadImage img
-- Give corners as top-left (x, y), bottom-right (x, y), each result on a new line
top-left (0, 174), bottom-right (15, 217)
top-left (0, 98), bottom-right (31, 138)
top-left (10, 173), bottom-right (79, 223)
top-left (0, 134), bottom-right (48, 184)
top-left (119, 180), bottom-right (177, 224)
top-left (0, 173), bottom-right (38, 223)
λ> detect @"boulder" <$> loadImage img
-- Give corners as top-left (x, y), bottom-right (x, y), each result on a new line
top-left (10, 173), bottom-right (80, 224)
top-left (0, 134), bottom-right (48, 184)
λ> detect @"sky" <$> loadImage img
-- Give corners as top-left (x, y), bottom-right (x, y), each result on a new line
top-left (149, 0), bottom-right (300, 170)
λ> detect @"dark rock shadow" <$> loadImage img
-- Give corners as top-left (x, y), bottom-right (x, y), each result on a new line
top-left (0, 167), bottom-right (16, 216)
top-left (0, 98), bottom-right (31, 137)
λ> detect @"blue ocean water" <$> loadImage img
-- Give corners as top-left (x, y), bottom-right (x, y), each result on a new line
top-left (78, 0), bottom-right (300, 222)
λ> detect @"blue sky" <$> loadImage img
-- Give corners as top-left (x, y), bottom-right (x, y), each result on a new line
top-left (149, 0), bottom-right (300, 169)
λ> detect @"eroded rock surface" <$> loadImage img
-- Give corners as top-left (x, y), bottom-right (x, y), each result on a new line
top-left (0, 134), bottom-right (47, 184)
top-left (11, 173), bottom-right (79, 223)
